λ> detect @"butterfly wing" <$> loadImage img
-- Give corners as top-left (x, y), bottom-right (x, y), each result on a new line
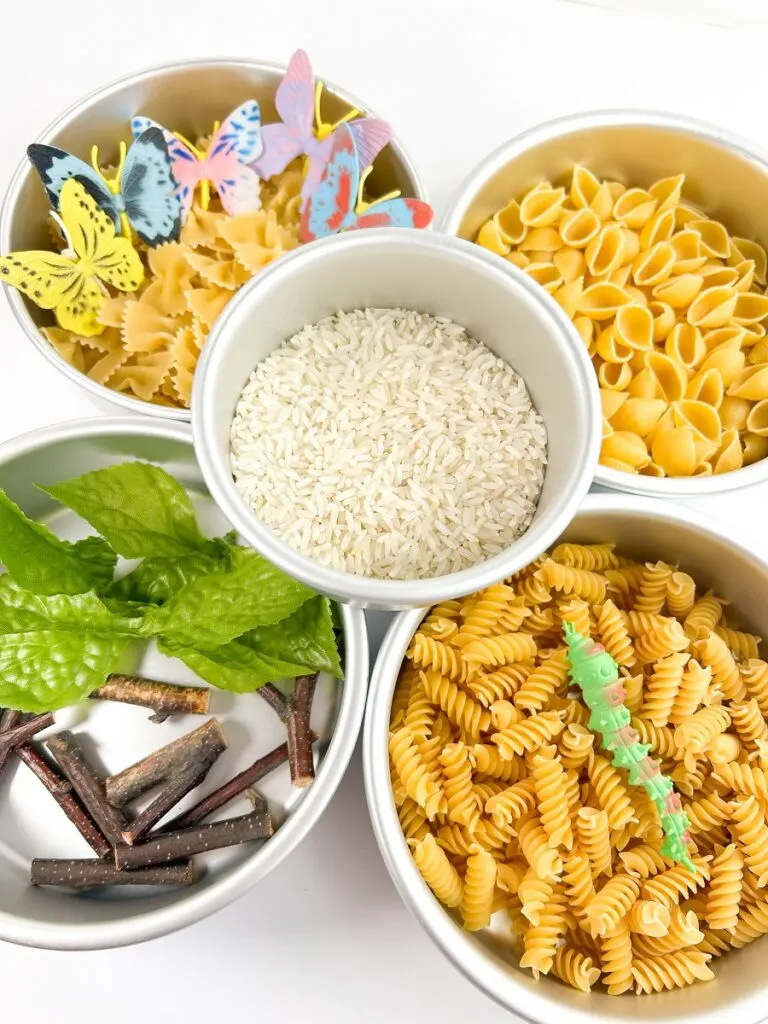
top-left (60, 180), bottom-right (144, 294)
top-left (208, 100), bottom-right (263, 163)
top-left (300, 124), bottom-right (359, 242)
top-left (0, 250), bottom-right (105, 337)
top-left (350, 197), bottom-right (434, 232)
top-left (347, 120), bottom-right (393, 174)
top-left (27, 144), bottom-right (119, 226)
top-left (252, 123), bottom-right (303, 178)
top-left (210, 161), bottom-right (263, 216)
top-left (252, 49), bottom-right (314, 178)
top-left (131, 115), bottom-right (202, 215)
top-left (120, 127), bottom-right (182, 246)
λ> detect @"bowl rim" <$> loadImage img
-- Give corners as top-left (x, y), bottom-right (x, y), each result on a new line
top-left (0, 55), bottom-right (428, 424)
top-left (362, 490), bottom-right (768, 1024)
top-left (440, 107), bottom-right (768, 498)
top-left (0, 415), bottom-right (369, 951)
top-left (191, 227), bottom-right (602, 609)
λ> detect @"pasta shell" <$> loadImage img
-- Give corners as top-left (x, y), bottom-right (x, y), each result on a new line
top-left (640, 208), bottom-right (676, 250)
top-left (571, 166), bottom-right (601, 209)
top-left (505, 251), bottom-right (530, 269)
top-left (640, 461), bottom-right (666, 477)
top-left (700, 343), bottom-right (746, 387)
top-left (610, 265), bottom-right (633, 288)
top-left (620, 229), bottom-right (641, 264)
top-left (611, 397), bottom-right (667, 436)
top-left (698, 264), bottom-right (739, 288)
top-left (527, 249), bottom-right (553, 264)
top-left (573, 316), bottom-right (594, 349)
top-left (686, 286), bottom-right (739, 329)
top-left (693, 461), bottom-right (713, 477)
top-left (628, 367), bottom-right (661, 399)
top-left (733, 293), bottom-right (768, 325)
top-left (477, 218), bottom-right (510, 255)
top-left (590, 182), bottom-right (615, 220)
top-left (652, 274), bottom-right (704, 308)
top-left (743, 322), bottom-right (767, 345)
top-left (602, 417), bottom-right (614, 440)
top-left (586, 224), bottom-right (626, 277)
top-left (675, 203), bottom-right (704, 229)
top-left (648, 301), bottom-right (676, 342)
top-left (559, 209), bottom-right (601, 249)
top-left (601, 431), bottom-right (651, 469)
top-left (688, 219), bottom-right (731, 259)
top-left (614, 303), bottom-right (653, 351)
top-left (649, 174), bottom-right (685, 213)
top-left (743, 432), bottom-right (768, 465)
top-left (598, 362), bottom-right (633, 390)
top-left (553, 247), bottom-right (585, 283)
top-left (703, 326), bottom-right (746, 352)
top-left (646, 352), bottom-right (689, 403)
top-left (669, 230), bottom-right (708, 274)
top-left (719, 395), bottom-right (752, 431)
top-left (495, 200), bottom-right (526, 244)
top-left (596, 327), bottom-right (634, 364)
top-left (729, 365), bottom-right (768, 401)
top-left (665, 323), bottom-right (705, 368)
top-left (712, 428), bottom-right (744, 474)
top-left (734, 260), bottom-right (756, 293)
top-left (673, 400), bottom-right (722, 446)
top-left (520, 186), bottom-right (567, 227)
top-left (748, 339), bottom-right (768, 364)
top-left (746, 400), bottom-right (768, 437)
top-left (525, 263), bottom-right (563, 293)
top-left (577, 283), bottom-right (633, 320)
top-left (686, 368), bottom-right (724, 408)
top-left (519, 227), bottom-right (562, 253)
top-left (632, 242), bottom-right (676, 287)
top-left (652, 425), bottom-right (697, 476)
top-left (732, 237), bottom-right (768, 285)
top-left (601, 388), bottom-right (629, 420)
top-left (553, 277), bottom-right (584, 319)
top-left (613, 189), bottom-right (657, 229)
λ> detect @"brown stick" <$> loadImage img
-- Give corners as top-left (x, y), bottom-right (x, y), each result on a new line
top-left (159, 738), bottom-right (306, 831)
top-left (31, 858), bottom-right (195, 890)
top-left (0, 714), bottom-right (55, 759)
top-left (257, 683), bottom-right (289, 722)
top-left (105, 720), bottom-right (227, 808)
top-left (92, 675), bottom-right (210, 723)
top-left (16, 745), bottom-right (111, 858)
top-left (0, 710), bottom-right (22, 776)
top-left (115, 805), bottom-right (273, 869)
top-left (46, 732), bottom-right (129, 847)
top-left (287, 674), bottom-right (318, 788)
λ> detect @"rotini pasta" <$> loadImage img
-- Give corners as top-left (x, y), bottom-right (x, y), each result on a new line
top-left (460, 848), bottom-right (497, 930)
top-left (706, 843), bottom-right (743, 932)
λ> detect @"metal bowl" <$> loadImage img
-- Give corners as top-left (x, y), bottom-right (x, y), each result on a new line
top-left (364, 492), bottom-right (768, 1024)
top-left (0, 417), bottom-right (368, 950)
top-left (0, 58), bottom-right (426, 422)
top-left (441, 109), bottom-right (768, 497)
top-left (192, 228), bottom-right (601, 610)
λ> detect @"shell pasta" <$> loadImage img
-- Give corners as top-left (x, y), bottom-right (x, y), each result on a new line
top-left (389, 545), bottom-right (768, 995)
top-left (475, 166), bottom-right (768, 478)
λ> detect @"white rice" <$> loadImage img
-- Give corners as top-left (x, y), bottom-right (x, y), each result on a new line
top-left (230, 308), bottom-right (548, 579)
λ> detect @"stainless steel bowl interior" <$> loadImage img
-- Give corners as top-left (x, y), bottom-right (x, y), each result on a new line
top-left (0, 58), bottom-right (425, 420)
top-left (364, 493), bottom-right (768, 1024)
top-left (193, 229), bottom-right (601, 610)
top-left (0, 418), bottom-right (368, 950)
top-left (441, 109), bottom-right (768, 497)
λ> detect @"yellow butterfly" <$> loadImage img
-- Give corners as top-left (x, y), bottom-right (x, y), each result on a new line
top-left (0, 179), bottom-right (144, 337)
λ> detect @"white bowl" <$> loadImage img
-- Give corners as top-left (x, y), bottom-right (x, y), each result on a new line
top-left (192, 228), bottom-right (601, 610)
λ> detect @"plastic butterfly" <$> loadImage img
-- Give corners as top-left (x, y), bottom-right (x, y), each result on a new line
top-left (0, 179), bottom-right (144, 337)
top-left (300, 123), bottom-right (433, 242)
top-left (131, 101), bottom-right (263, 218)
top-left (253, 49), bottom-right (393, 201)
top-left (27, 128), bottom-right (181, 247)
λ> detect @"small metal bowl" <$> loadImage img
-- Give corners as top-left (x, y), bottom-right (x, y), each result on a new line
top-left (442, 109), bottom-right (768, 497)
top-left (0, 417), bottom-right (368, 950)
top-left (0, 58), bottom-right (425, 421)
top-left (192, 228), bottom-right (601, 610)
top-left (364, 492), bottom-right (768, 1024)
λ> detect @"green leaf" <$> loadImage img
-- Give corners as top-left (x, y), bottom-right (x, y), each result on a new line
top-left (0, 489), bottom-right (99, 595)
top-left (141, 546), bottom-right (315, 648)
top-left (40, 462), bottom-right (207, 558)
top-left (0, 630), bottom-right (133, 713)
top-left (0, 578), bottom-right (142, 636)
top-left (241, 597), bottom-right (342, 678)
top-left (158, 636), bottom-right (317, 693)
top-left (67, 536), bottom-right (117, 591)
top-left (109, 541), bottom-right (231, 605)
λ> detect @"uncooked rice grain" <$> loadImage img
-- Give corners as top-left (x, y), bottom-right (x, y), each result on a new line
top-left (230, 308), bottom-right (547, 579)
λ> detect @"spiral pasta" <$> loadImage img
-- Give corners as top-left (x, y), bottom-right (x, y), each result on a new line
top-left (551, 542), bottom-right (619, 571)
top-left (669, 658), bottom-right (713, 725)
top-left (631, 950), bottom-right (714, 992)
top-left (411, 834), bottom-right (463, 908)
top-left (640, 652), bottom-right (689, 725)
top-left (531, 745), bottom-right (574, 850)
top-left (407, 634), bottom-right (470, 682)
top-left (389, 726), bottom-right (444, 819)
top-left (667, 571), bottom-right (696, 618)
top-left (440, 743), bottom-right (479, 830)
top-left (674, 705), bottom-right (731, 754)
top-left (600, 917), bottom-right (634, 995)
top-left (706, 843), bottom-right (744, 932)
top-left (730, 796), bottom-right (768, 886)
top-left (519, 890), bottom-right (568, 978)
top-left (730, 698), bottom-right (768, 746)
top-left (491, 711), bottom-right (565, 759)
top-left (420, 670), bottom-right (491, 740)
top-left (585, 874), bottom-right (641, 937)
top-left (460, 633), bottom-right (539, 669)
top-left (695, 631), bottom-right (747, 701)
top-left (588, 755), bottom-right (636, 830)
top-left (537, 559), bottom-right (607, 603)
top-left (513, 649), bottom-right (569, 712)
top-left (559, 723), bottom-right (595, 770)
top-left (485, 777), bottom-right (537, 828)
top-left (518, 868), bottom-right (554, 926)
top-left (460, 849), bottom-right (497, 931)
top-left (551, 946), bottom-right (601, 993)
top-left (634, 621), bottom-right (689, 664)
top-left (641, 858), bottom-right (711, 909)
top-left (715, 626), bottom-right (761, 660)
top-left (629, 899), bottom-right (672, 936)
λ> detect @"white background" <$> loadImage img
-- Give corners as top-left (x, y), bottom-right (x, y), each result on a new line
top-left (1, 0), bottom-right (768, 1020)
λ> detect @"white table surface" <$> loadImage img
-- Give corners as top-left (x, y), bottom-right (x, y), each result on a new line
top-left (2, 0), bottom-right (768, 1018)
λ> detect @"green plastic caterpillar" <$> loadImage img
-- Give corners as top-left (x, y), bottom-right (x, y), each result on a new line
top-left (563, 622), bottom-right (695, 873)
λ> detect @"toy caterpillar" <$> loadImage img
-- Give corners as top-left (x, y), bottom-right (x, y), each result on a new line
top-left (563, 622), bottom-right (696, 872)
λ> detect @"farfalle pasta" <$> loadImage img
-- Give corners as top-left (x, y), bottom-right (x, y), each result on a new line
top-left (390, 541), bottom-right (768, 994)
top-left (476, 166), bottom-right (768, 477)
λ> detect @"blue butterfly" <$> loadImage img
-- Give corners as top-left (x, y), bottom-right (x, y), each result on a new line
top-left (27, 127), bottom-right (182, 247)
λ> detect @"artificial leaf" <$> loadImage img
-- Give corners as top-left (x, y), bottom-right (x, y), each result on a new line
top-left (240, 596), bottom-right (342, 678)
top-left (40, 461), bottom-right (207, 558)
top-left (0, 578), bottom-right (142, 637)
top-left (158, 636), bottom-right (318, 693)
top-left (67, 536), bottom-right (117, 590)
top-left (109, 540), bottom-right (231, 605)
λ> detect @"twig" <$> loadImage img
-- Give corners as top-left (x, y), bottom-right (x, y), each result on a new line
top-left (46, 732), bottom-right (129, 847)
top-left (0, 710), bottom-right (22, 776)
top-left (31, 858), bottom-right (195, 890)
top-left (0, 714), bottom-right (55, 759)
top-left (257, 683), bottom-right (289, 722)
top-left (92, 675), bottom-right (210, 723)
top-left (115, 805), bottom-right (273, 869)
top-left (105, 720), bottom-right (227, 808)
top-left (159, 738), bottom-right (306, 831)
top-left (16, 745), bottom-right (111, 858)
top-left (287, 674), bottom-right (318, 788)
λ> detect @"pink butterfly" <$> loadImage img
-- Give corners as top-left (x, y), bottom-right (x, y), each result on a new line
top-left (253, 49), bottom-right (393, 201)
top-left (131, 101), bottom-right (263, 218)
